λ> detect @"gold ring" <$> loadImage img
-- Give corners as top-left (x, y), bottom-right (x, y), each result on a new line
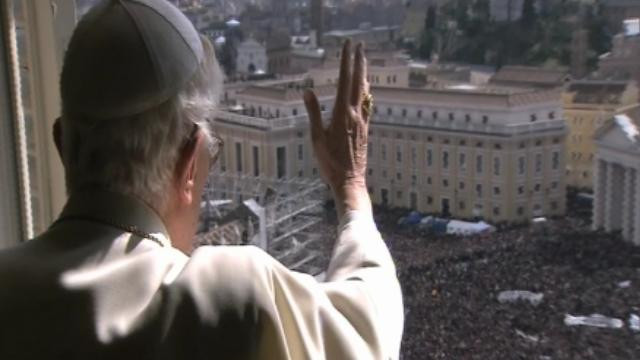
top-left (362, 92), bottom-right (374, 116)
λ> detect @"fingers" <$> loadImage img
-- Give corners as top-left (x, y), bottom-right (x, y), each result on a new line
top-left (304, 90), bottom-right (324, 144)
top-left (350, 42), bottom-right (367, 108)
top-left (334, 40), bottom-right (352, 119)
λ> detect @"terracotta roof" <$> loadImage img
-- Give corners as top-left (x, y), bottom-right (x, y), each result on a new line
top-left (490, 66), bottom-right (569, 88)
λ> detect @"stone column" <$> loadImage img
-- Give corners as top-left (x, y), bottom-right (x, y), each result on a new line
top-left (622, 167), bottom-right (634, 241)
top-left (604, 161), bottom-right (615, 232)
top-left (635, 166), bottom-right (640, 246)
top-left (593, 159), bottom-right (606, 230)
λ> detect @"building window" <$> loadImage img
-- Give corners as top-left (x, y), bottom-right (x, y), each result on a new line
top-left (411, 147), bottom-right (417, 167)
top-left (276, 146), bottom-right (286, 179)
top-left (459, 181), bottom-right (465, 190)
top-left (535, 153), bottom-right (542, 174)
top-left (494, 143), bottom-right (502, 150)
top-left (219, 147), bottom-right (227, 172)
top-left (551, 181), bottom-right (558, 189)
top-left (236, 142), bottom-right (243, 173)
top-left (373, 106), bottom-right (378, 114)
top-left (549, 111), bottom-right (555, 119)
top-left (387, 108), bottom-right (392, 116)
top-left (298, 144), bottom-right (304, 161)
top-left (426, 149), bottom-right (433, 167)
top-left (476, 141), bottom-right (483, 148)
top-left (482, 116), bottom-right (489, 124)
top-left (432, 111), bottom-right (438, 120)
top-left (551, 201), bottom-right (558, 210)
top-left (402, 109), bottom-right (407, 117)
top-left (382, 144), bottom-right (387, 161)
top-left (396, 191), bottom-right (403, 200)
top-left (443, 179), bottom-right (449, 188)
top-left (368, 168), bottom-right (373, 176)
top-left (493, 157), bottom-right (501, 176)
top-left (518, 185), bottom-right (525, 195)
top-left (476, 154), bottom-right (483, 174)
top-left (476, 184), bottom-right (482, 198)
top-left (459, 153), bottom-right (467, 172)
top-left (396, 172), bottom-right (402, 181)
top-left (411, 174), bottom-right (417, 186)
top-left (493, 206), bottom-right (500, 216)
top-left (396, 145), bottom-right (402, 162)
top-left (410, 192), bottom-right (417, 208)
top-left (449, 113), bottom-right (454, 121)
top-left (459, 201), bottom-right (466, 210)
top-left (293, 108), bottom-right (298, 116)
top-left (252, 146), bottom-right (260, 177)
top-left (530, 114), bottom-right (537, 122)
top-left (518, 156), bottom-right (526, 176)
top-left (465, 114), bottom-right (471, 122)
top-left (442, 151), bottom-right (449, 169)
top-left (517, 206), bottom-right (524, 216)
top-left (493, 186), bottom-right (501, 196)
top-left (417, 110), bottom-right (422, 118)
top-left (552, 151), bottom-right (560, 170)
top-left (298, 170), bottom-right (303, 177)
top-left (427, 176), bottom-right (432, 185)
top-left (382, 170), bottom-right (388, 178)
top-left (427, 196), bottom-right (433, 205)
top-left (534, 183), bottom-right (541, 192)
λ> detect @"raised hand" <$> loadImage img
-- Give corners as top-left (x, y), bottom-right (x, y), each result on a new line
top-left (304, 40), bottom-right (372, 217)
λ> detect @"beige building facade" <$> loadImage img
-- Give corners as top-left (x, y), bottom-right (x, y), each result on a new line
top-left (563, 80), bottom-right (638, 190)
top-left (214, 81), bottom-right (567, 224)
top-left (366, 85), bottom-right (567, 223)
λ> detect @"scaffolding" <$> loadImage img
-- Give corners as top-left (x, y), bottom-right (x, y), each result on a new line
top-left (196, 173), bottom-right (329, 275)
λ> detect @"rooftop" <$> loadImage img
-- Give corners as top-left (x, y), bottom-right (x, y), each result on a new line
top-left (237, 83), bottom-right (335, 102)
top-left (490, 65), bottom-right (570, 88)
top-left (567, 80), bottom-right (632, 105)
top-left (371, 83), bottom-right (561, 108)
top-left (324, 25), bottom-right (400, 38)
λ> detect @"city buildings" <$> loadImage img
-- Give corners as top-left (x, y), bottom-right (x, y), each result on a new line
top-left (367, 83), bottom-right (567, 222)
top-left (593, 105), bottom-right (640, 245)
top-left (490, 65), bottom-right (570, 89)
top-left (235, 38), bottom-right (267, 75)
top-left (563, 79), bottom-right (638, 190)
top-left (601, 0), bottom-right (640, 33)
top-left (597, 20), bottom-right (640, 92)
top-left (213, 82), bottom-right (334, 181)
top-left (215, 78), bottom-right (567, 223)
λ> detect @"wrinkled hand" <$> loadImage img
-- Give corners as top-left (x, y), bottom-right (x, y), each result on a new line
top-left (304, 41), bottom-right (372, 216)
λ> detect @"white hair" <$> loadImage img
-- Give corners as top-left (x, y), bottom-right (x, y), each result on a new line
top-left (61, 36), bottom-right (223, 211)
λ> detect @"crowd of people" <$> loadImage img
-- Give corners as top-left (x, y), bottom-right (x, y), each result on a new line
top-left (376, 213), bottom-right (640, 359)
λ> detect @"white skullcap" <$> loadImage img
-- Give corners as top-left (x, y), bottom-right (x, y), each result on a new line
top-left (61, 0), bottom-right (205, 119)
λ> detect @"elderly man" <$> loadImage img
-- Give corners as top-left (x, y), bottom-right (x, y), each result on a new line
top-left (0, 0), bottom-right (403, 359)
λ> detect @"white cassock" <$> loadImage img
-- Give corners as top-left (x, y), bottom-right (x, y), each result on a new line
top-left (0, 191), bottom-right (404, 359)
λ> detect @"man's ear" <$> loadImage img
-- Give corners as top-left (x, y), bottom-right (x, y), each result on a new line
top-left (175, 130), bottom-right (203, 206)
top-left (53, 118), bottom-right (63, 162)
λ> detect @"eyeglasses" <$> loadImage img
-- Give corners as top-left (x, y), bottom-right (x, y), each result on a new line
top-left (189, 123), bottom-right (224, 167)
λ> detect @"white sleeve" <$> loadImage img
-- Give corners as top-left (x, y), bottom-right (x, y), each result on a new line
top-left (250, 210), bottom-right (404, 360)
